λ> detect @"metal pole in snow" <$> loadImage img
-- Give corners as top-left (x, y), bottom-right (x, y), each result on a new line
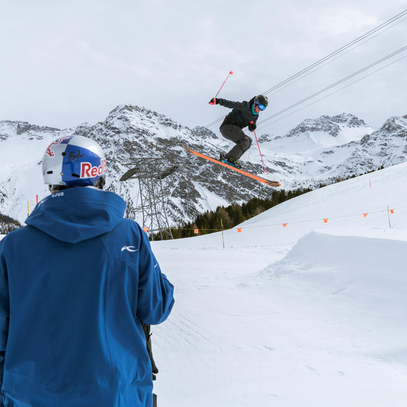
top-left (387, 205), bottom-right (392, 229)
top-left (209, 71), bottom-right (234, 104)
top-left (221, 219), bottom-right (225, 250)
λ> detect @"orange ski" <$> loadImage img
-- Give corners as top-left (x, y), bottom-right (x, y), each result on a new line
top-left (182, 145), bottom-right (280, 188)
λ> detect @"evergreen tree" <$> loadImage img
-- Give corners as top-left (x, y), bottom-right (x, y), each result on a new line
top-left (168, 184), bottom-right (335, 240)
top-left (233, 205), bottom-right (245, 225)
top-left (0, 213), bottom-right (22, 234)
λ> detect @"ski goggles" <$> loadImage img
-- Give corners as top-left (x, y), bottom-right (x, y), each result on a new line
top-left (255, 101), bottom-right (266, 111)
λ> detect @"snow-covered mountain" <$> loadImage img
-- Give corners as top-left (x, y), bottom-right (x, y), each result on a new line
top-left (258, 113), bottom-right (407, 188)
top-left (1, 106), bottom-right (407, 225)
top-left (259, 113), bottom-right (371, 151)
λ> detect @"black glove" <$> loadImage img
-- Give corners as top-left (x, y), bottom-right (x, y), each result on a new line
top-left (209, 98), bottom-right (218, 105)
top-left (248, 122), bottom-right (256, 132)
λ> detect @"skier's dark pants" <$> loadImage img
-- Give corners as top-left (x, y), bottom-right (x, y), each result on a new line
top-left (220, 124), bottom-right (252, 160)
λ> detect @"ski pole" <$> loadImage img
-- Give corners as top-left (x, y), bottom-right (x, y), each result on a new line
top-left (251, 122), bottom-right (268, 173)
top-left (209, 70), bottom-right (233, 104)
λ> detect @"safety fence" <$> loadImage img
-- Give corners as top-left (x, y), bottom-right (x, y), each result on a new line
top-left (167, 204), bottom-right (404, 238)
top-left (1, 204), bottom-right (405, 238)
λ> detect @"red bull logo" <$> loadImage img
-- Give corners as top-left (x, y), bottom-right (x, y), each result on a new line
top-left (45, 137), bottom-right (70, 157)
top-left (80, 159), bottom-right (106, 178)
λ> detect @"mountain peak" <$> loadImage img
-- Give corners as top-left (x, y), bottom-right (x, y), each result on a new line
top-left (288, 113), bottom-right (368, 138)
top-left (106, 104), bottom-right (148, 122)
top-left (104, 104), bottom-right (184, 133)
top-left (328, 113), bottom-right (368, 127)
top-left (378, 115), bottom-right (407, 137)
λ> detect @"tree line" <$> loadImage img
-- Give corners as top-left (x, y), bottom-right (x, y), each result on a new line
top-left (165, 165), bottom-right (386, 240)
top-left (0, 213), bottom-right (22, 235)
top-left (169, 187), bottom-right (312, 240)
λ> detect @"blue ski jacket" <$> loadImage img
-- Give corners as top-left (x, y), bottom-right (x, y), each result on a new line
top-left (0, 187), bottom-right (174, 407)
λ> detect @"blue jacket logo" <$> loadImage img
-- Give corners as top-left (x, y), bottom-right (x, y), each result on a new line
top-left (121, 245), bottom-right (138, 252)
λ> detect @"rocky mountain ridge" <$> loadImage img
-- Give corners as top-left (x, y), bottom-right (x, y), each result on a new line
top-left (1, 105), bottom-right (406, 226)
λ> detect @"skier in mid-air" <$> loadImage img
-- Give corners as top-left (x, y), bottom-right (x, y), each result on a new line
top-left (209, 94), bottom-right (268, 168)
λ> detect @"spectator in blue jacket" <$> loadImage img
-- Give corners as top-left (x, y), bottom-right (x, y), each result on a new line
top-left (209, 94), bottom-right (268, 168)
top-left (0, 135), bottom-right (174, 407)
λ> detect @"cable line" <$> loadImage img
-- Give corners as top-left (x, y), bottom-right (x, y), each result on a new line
top-left (263, 15), bottom-right (407, 98)
top-left (204, 9), bottom-right (407, 129)
top-left (257, 54), bottom-right (407, 131)
top-left (205, 115), bottom-right (226, 129)
top-left (258, 46), bottom-right (407, 128)
top-left (261, 9), bottom-right (407, 96)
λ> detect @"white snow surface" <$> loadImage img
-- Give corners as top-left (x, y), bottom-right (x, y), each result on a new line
top-left (148, 161), bottom-right (407, 407)
top-left (1, 145), bottom-right (407, 406)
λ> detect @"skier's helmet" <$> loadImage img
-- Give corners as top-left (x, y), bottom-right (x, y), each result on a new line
top-left (42, 135), bottom-right (106, 191)
top-left (255, 94), bottom-right (268, 110)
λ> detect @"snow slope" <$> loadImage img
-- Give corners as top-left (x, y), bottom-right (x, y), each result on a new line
top-left (149, 161), bottom-right (407, 407)
top-left (1, 151), bottom-right (407, 406)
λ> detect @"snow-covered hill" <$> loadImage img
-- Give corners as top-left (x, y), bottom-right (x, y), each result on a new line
top-left (1, 106), bottom-right (407, 225)
top-left (259, 113), bottom-right (407, 188)
top-left (2, 143), bottom-right (407, 406)
top-left (149, 161), bottom-right (407, 407)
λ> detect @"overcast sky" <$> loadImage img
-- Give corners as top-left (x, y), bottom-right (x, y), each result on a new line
top-left (1, 0), bottom-right (406, 136)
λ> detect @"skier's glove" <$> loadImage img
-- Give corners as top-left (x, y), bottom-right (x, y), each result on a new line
top-left (209, 98), bottom-right (218, 105)
top-left (248, 122), bottom-right (257, 132)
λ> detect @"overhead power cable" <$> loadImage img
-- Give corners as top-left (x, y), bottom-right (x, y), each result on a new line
top-left (204, 9), bottom-right (407, 129)
top-left (263, 15), bottom-right (407, 98)
top-left (258, 46), bottom-right (407, 129)
top-left (257, 53), bottom-right (407, 131)
top-left (261, 9), bottom-right (407, 96)
top-left (205, 115), bottom-right (226, 129)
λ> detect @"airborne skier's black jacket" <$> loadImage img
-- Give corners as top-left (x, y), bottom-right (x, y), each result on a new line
top-left (217, 97), bottom-right (259, 129)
